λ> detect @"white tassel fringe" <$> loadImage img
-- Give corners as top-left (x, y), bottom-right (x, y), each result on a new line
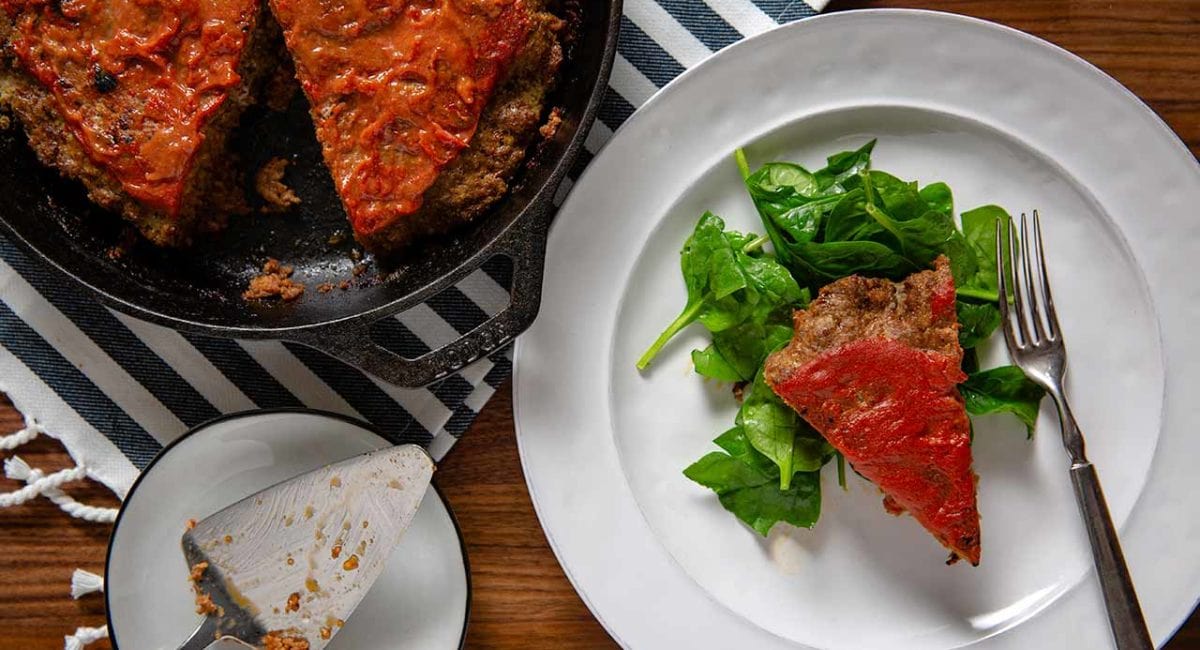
top-left (3, 457), bottom-right (117, 522)
top-left (0, 407), bottom-right (121, 649)
top-left (70, 569), bottom-right (105, 599)
top-left (64, 625), bottom-right (108, 650)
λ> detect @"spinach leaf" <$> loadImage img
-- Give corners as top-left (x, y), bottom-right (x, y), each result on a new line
top-left (813, 139), bottom-right (876, 192)
top-left (782, 239), bottom-right (919, 289)
top-left (637, 212), bottom-right (803, 369)
top-left (958, 205), bottom-right (1014, 301)
top-left (822, 189), bottom-right (883, 243)
top-left (867, 203), bottom-right (977, 283)
top-left (691, 346), bottom-right (743, 382)
top-left (694, 322), bottom-right (795, 382)
top-left (742, 147), bottom-right (977, 289)
top-left (919, 182), bottom-right (954, 218)
top-left (856, 170), bottom-right (926, 222)
top-left (736, 369), bottom-right (830, 488)
top-left (714, 426), bottom-right (781, 475)
top-left (956, 301), bottom-right (1002, 349)
top-left (683, 452), bottom-right (822, 535)
top-left (961, 366), bottom-right (1046, 436)
top-left (860, 172), bottom-right (978, 285)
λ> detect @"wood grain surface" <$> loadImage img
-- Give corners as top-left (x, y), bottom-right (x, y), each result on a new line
top-left (0, 1), bottom-right (1197, 647)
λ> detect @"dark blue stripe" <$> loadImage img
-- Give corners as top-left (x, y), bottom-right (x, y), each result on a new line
top-left (0, 302), bottom-right (162, 468)
top-left (368, 318), bottom-right (430, 360)
top-left (480, 255), bottom-right (513, 291)
top-left (658, 0), bottom-right (743, 51)
top-left (569, 147), bottom-right (595, 180)
top-left (181, 334), bottom-right (304, 408)
top-left (426, 286), bottom-right (489, 335)
top-left (0, 240), bottom-right (220, 427)
top-left (443, 406), bottom-right (479, 437)
top-left (748, 0), bottom-right (816, 23)
top-left (443, 350), bottom-right (512, 437)
top-left (597, 90), bottom-right (636, 133)
top-left (617, 16), bottom-right (688, 88)
top-left (431, 374), bottom-right (474, 408)
top-left (485, 348), bottom-right (513, 388)
top-left (282, 342), bottom-right (431, 446)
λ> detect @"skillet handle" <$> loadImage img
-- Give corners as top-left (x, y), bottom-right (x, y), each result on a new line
top-left (291, 199), bottom-right (553, 387)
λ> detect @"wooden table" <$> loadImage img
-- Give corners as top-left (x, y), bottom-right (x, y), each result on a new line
top-left (0, 1), bottom-right (1196, 647)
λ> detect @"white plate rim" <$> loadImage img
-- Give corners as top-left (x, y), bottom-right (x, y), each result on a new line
top-left (103, 408), bottom-right (472, 650)
top-left (513, 8), bottom-right (1200, 650)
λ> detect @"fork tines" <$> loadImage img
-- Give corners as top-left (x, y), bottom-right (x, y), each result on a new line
top-left (996, 210), bottom-right (1061, 350)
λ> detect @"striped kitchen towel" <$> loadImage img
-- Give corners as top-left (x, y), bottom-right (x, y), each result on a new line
top-left (0, 0), bottom-right (826, 503)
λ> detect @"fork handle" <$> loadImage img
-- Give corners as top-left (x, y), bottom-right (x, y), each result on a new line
top-left (1070, 461), bottom-right (1153, 649)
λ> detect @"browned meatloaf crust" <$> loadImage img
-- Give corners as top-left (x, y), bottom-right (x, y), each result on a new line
top-left (355, 4), bottom-right (564, 252)
top-left (767, 257), bottom-right (962, 370)
top-left (0, 9), bottom-right (282, 247)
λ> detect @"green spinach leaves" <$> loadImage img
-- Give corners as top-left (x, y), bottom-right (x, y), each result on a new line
top-left (649, 140), bottom-right (1046, 537)
top-left (961, 366), bottom-right (1047, 436)
top-left (637, 213), bottom-right (804, 370)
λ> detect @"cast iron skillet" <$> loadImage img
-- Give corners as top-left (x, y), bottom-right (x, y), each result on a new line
top-left (0, 1), bottom-right (621, 387)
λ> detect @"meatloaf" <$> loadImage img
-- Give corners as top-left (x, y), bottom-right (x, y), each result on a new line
top-left (764, 256), bottom-right (981, 565)
top-left (267, 0), bottom-right (563, 253)
top-left (0, 0), bottom-right (280, 246)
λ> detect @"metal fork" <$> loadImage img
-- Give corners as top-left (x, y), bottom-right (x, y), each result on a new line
top-left (997, 212), bottom-right (1153, 649)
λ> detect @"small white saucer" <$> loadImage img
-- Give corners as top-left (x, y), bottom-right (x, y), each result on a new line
top-left (105, 409), bottom-right (469, 650)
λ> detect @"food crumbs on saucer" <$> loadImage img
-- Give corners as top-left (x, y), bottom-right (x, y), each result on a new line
top-left (194, 592), bottom-right (219, 615)
top-left (304, 505), bottom-right (314, 519)
top-left (262, 631), bottom-right (310, 650)
top-left (306, 577), bottom-right (320, 593)
top-left (285, 591), bottom-right (301, 613)
top-left (189, 561), bottom-right (208, 582)
top-left (342, 554), bottom-right (359, 571)
top-left (185, 518), bottom-right (197, 530)
top-left (362, 520), bottom-right (368, 529)
top-left (319, 626), bottom-right (332, 640)
top-left (317, 282), bottom-right (334, 293)
top-left (330, 476), bottom-right (341, 488)
top-left (331, 543), bottom-right (342, 559)
top-left (223, 534), bottom-right (233, 544)
top-left (286, 556), bottom-right (295, 566)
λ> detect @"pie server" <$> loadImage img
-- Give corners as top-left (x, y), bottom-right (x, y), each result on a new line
top-left (176, 444), bottom-right (434, 650)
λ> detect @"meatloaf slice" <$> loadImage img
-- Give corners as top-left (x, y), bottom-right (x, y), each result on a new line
top-left (764, 256), bottom-right (981, 565)
top-left (0, 1), bottom-right (278, 246)
top-left (267, 0), bottom-right (562, 253)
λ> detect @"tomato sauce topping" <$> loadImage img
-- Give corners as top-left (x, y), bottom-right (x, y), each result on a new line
top-left (2, 0), bottom-right (259, 216)
top-left (267, 0), bottom-right (533, 236)
top-left (771, 338), bottom-right (980, 565)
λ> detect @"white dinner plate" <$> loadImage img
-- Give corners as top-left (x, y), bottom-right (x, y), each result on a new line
top-left (106, 410), bottom-right (469, 650)
top-left (514, 9), bottom-right (1200, 650)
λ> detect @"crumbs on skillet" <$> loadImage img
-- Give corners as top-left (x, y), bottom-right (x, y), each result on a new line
top-left (244, 258), bottom-right (305, 302)
top-left (256, 157), bottom-right (301, 213)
